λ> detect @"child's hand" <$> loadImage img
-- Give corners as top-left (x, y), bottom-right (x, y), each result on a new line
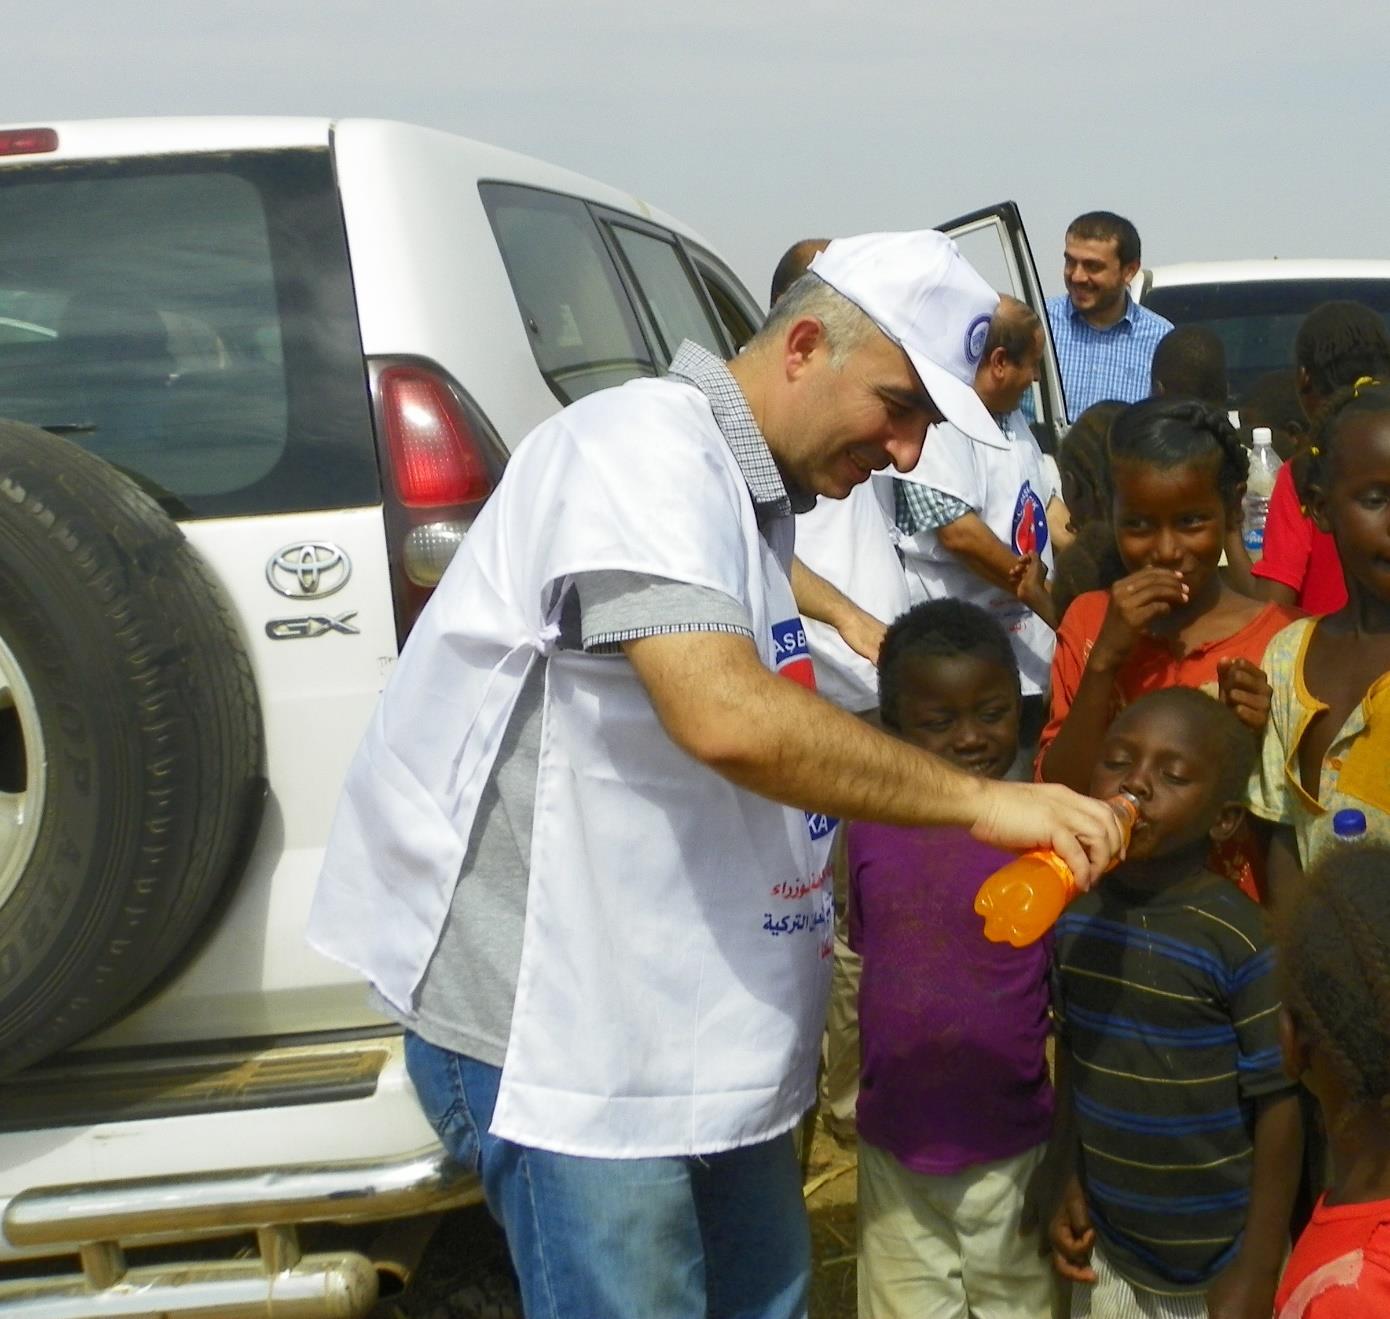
top-left (1048, 1174), bottom-right (1097, 1283)
top-left (1204, 1256), bottom-right (1280, 1319)
top-left (1012, 554), bottom-right (1059, 630)
top-left (1092, 568), bottom-right (1188, 669)
top-left (1217, 658), bottom-right (1272, 733)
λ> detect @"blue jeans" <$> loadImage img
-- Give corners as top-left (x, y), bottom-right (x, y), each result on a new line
top-left (404, 1032), bottom-right (810, 1319)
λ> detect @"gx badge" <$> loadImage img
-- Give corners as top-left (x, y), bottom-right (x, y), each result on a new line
top-left (265, 611), bottom-right (360, 640)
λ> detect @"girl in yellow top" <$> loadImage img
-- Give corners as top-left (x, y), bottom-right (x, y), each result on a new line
top-left (1248, 378), bottom-right (1390, 908)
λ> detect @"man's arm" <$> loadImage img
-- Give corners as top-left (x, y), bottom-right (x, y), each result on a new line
top-left (936, 512), bottom-right (1026, 593)
top-left (789, 555), bottom-right (886, 665)
top-left (1204, 1092), bottom-right (1302, 1319)
top-left (623, 629), bottom-right (1123, 885)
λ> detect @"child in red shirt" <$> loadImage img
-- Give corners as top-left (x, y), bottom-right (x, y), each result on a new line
top-left (1276, 848), bottom-right (1390, 1317)
top-left (1038, 397), bottom-right (1299, 899)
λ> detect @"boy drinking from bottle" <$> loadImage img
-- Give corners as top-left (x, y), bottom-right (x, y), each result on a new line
top-left (1048, 687), bottom-right (1301, 1318)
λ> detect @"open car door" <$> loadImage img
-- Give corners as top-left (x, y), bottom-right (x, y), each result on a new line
top-left (937, 202), bottom-right (1068, 449)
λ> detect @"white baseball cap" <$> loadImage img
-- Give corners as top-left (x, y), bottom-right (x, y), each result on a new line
top-left (809, 231), bottom-right (1001, 444)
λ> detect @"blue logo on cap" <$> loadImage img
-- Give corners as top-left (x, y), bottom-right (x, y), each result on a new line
top-left (964, 314), bottom-right (990, 365)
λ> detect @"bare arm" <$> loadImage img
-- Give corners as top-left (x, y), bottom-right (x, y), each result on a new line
top-left (1047, 495), bottom-right (1075, 554)
top-left (1223, 527), bottom-right (1297, 605)
top-left (1263, 824), bottom-right (1303, 913)
top-left (936, 511), bottom-right (1024, 593)
top-left (623, 629), bottom-right (1123, 885)
top-left (1045, 1042), bottom-right (1097, 1283)
top-left (1204, 1092), bottom-right (1302, 1319)
top-left (789, 555), bottom-right (886, 664)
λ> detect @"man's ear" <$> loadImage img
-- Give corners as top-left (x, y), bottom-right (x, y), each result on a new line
top-left (1208, 801), bottom-right (1246, 845)
top-left (1120, 259), bottom-right (1141, 286)
top-left (783, 316), bottom-right (828, 380)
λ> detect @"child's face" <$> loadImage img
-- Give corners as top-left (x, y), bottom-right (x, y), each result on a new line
top-left (1110, 457), bottom-right (1229, 603)
top-left (1089, 702), bottom-right (1239, 861)
top-left (892, 651), bottom-right (1020, 779)
top-left (1312, 411), bottom-right (1390, 605)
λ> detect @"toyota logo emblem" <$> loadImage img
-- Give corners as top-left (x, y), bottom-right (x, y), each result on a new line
top-left (266, 542), bottom-right (352, 599)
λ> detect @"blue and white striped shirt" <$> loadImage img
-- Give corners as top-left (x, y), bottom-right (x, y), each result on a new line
top-left (1047, 294), bottom-right (1173, 422)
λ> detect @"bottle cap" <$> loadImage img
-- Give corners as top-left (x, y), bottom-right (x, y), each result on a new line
top-left (1333, 808), bottom-right (1367, 839)
top-left (1252, 426), bottom-right (1273, 447)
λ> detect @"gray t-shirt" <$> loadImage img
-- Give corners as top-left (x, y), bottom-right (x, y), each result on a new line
top-left (385, 572), bottom-right (751, 1065)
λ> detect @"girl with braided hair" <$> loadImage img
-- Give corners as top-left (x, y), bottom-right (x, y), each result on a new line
top-left (1247, 377), bottom-right (1390, 908)
top-left (1275, 851), bottom-right (1390, 1315)
top-left (1038, 398), bottom-right (1300, 900)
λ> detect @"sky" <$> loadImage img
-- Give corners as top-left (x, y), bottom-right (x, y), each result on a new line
top-left (6, 0), bottom-right (1385, 307)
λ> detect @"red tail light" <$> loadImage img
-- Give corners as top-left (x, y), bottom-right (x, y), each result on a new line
top-left (0, 128), bottom-right (58, 157)
top-left (379, 365), bottom-right (492, 506)
top-left (370, 359), bottom-right (509, 644)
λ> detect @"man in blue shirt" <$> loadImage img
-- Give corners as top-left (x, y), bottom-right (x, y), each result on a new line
top-left (1046, 211), bottom-right (1173, 421)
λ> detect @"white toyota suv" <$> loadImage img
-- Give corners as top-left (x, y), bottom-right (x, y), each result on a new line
top-left (0, 117), bottom-right (764, 1317)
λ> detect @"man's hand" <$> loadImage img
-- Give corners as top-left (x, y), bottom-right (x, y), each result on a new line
top-left (1218, 657), bottom-right (1273, 733)
top-left (1205, 1257), bottom-right (1279, 1319)
top-left (1049, 1175), bottom-right (1097, 1284)
top-left (970, 780), bottom-right (1125, 891)
top-left (834, 605), bottom-right (887, 666)
top-left (1092, 568), bottom-right (1188, 669)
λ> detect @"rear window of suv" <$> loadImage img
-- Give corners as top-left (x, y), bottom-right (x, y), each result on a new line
top-left (1145, 277), bottom-right (1390, 400)
top-left (0, 148), bottom-right (378, 518)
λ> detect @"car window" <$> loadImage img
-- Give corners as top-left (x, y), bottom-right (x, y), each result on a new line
top-left (691, 251), bottom-right (762, 352)
top-left (0, 149), bottom-right (377, 518)
top-left (1145, 278), bottom-right (1390, 400)
top-left (608, 224), bottom-right (725, 363)
top-left (481, 184), bottom-right (656, 405)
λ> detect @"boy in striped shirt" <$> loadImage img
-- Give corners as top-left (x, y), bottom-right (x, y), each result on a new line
top-left (1048, 688), bottom-right (1301, 1318)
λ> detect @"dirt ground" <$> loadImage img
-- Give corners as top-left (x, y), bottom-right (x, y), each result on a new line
top-left (379, 1118), bottom-right (860, 1318)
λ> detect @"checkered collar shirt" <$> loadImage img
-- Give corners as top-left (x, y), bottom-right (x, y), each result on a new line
top-left (665, 340), bottom-right (815, 523)
top-left (1045, 292), bottom-right (1173, 422)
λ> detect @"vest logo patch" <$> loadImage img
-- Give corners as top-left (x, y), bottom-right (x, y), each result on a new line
top-left (772, 617), bottom-right (817, 690)
top-left (1011, 480), bottom-right (1049, 558)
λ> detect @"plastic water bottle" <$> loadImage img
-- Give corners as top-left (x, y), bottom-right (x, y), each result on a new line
top-left (1333, 808), bottom-right (1367, 841)
top-left (1242, 427), bottom-right (1282, 561)
top-left (974, 794), bottom-right (1140, 947)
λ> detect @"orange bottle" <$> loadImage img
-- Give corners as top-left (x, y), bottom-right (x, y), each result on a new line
top-left (973, 794), bottom-right (1139, 947)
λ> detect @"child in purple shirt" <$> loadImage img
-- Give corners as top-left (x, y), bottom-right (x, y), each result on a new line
top-left (850, 599), bottom-right (1055, 1318)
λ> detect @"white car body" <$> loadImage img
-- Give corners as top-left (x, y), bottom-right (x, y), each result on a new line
top-left (0, 117), bottom-right (763, 1312)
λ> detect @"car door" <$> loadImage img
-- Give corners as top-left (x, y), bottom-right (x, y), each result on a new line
top-left (937, 202), bottom-right (1068, 449)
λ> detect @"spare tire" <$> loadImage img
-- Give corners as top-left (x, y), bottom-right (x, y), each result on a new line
top-left (0, 417), bottom-right (264, 1075)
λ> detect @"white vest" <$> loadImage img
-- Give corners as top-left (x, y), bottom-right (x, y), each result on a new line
top-left (793, 482), bottom-right (910, 713)
top-left (308, 378), bottom-right (833, 1157)
top-left (889, 409), bottom-right (1057, 695)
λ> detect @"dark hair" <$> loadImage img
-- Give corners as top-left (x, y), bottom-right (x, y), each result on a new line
top-left (1151, 326), bottom-right (1228, 406)
top-left (1296, 376), bottom-right (1390, 507)
top-left (769, 238), bottom-right (830, 306)
top-left (1067, 211), bottom-right (1141, 268)
top-left (983, 297), bottom-right (1042, 365)
top-left (1295, 301), bottom-right (1390, 402)
top-left (1110, 686), bottom-right (1255, 804)
top-left (1279, 850), bottom-right (1390, 1108)
top-left (1108, 397), bottom-right (1249, 507)
top-left (1057, 399), bottom-right (1126, 527)
top-left (1052, 521), bottom-right (1128, 619)
top-left (877, 600), bottom-right (1019, 730)
top-left (1239, 369), bottom-right (1305, 461)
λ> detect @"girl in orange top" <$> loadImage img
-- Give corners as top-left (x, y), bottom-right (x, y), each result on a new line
top-left (1038, 398), bottom-right (1300, 899)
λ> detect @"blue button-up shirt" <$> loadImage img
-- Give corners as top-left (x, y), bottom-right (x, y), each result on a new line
top-left (1046, 293), bottom-right (1173, 422)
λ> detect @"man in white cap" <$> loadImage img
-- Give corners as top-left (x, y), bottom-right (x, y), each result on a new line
top-left (309, 231), bottom-right (1122, 1319)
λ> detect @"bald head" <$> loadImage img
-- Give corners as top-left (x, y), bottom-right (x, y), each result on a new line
top-left (770, 238), bottom-right (831, 306)
top-left (982, 295), bottom-right (1042, 366)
